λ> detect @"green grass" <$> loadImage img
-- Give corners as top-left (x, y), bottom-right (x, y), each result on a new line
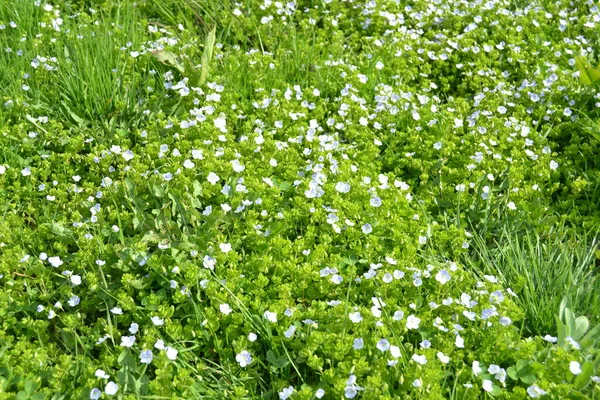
top-left (1, 0), bottom-right (600, 398)
top-left (464, 225), bottom-right (600, 336)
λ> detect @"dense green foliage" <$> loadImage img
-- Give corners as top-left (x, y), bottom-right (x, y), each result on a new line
top-left (1, 0), bottom-right (600, 398)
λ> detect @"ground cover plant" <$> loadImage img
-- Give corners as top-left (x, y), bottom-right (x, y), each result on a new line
top-left (1, 0), bottom-right (600, 398)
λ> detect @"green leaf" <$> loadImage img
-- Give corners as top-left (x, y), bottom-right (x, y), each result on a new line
top-left (575, 56), bottom-right (600, 86)
top-left (581, 324), bottom-right (600, 349)
top-left (200, 26), bottom-right (217, 85)
top-left (152, 184), bottom-right (165, 198)
top-left (193, 180), bottom-right (203, 197)
top-left (564, 308), bottom-right (575, 337)
top-left (47, 222), bottom-right (73, 238)
top-left (490, 385), bottom-right (502, 397)
top-left (266, 350), bottom-right (289, 368)
top-left (24, 380), bottom-right (36, 394)
top-left (278, 181), bottom-right (292, 192)
top-left (266, 350), bottom-right (277, 365)
top-left (559, 296), bottom-right (570, 321)
top-left (507, 366), bottom-right (518, 380)
top-left (151, 50), bottom-right (185, 74)
top-left (516, 359), bottom-right (532, 374)
top-left (573, 361), bottom-right (594, 390)
top-left (574, 316), bottom-right (590, 340)
top-left (520, 373), bottom-right (537, 384)
top-left (556, 316), bottom-right (567, 347)
top-left (141, 231), bottom-right (160, 244)
top-left (124, 178), bottom-right (136, 194)
top-left (16, 391), bottom-right (29, 400)
top-left (118, 349), bottom-right (136, 369)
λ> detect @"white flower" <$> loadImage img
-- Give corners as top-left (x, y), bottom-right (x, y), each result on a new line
top-left (236, 350), bottom-right (252, 367)
top-left (151, 316), bottom-right (164, 326)
top-left (48, 256), bottom-right (63, 267)
top-left (140, 350), bottom-right (153, 364)
top-left (70, 275), bottom-right (82, 285)
top-left (120, 335), bottom-right (135, 348)
top-left (219, 243), bottom-right (232, 253)
top-left (406, 315), bottom-right (420, 330)
top-left (96, 335), bottom-right (111, 344)
top-left (527, 385), bottom-right (547, 398)
top-left (90, 388), bottom-right (102, 399)
top-left (472, 361), bottom-right (483, 375)
top-left (248, 332), bottom-right (258, 342)
top-left (376, 339), bottom-right (390, 352)
top-left (315, 388), bottom-right (325, 398)
top-left (21, 167), bottom-right (31, 176)
top-left (101, 177), bottom-right (113, 187)
top-left (349, 312), bottom-right (363, 323)
top-left (455, 335), bottom-right (465, 348)
top-left (231, 159), bottom-right (245, 172)
top-left (110, 307), bottom-right (123, 315)
top-left (542, 335), bottom-right (557, 343)
top-left (95, 369), bottom-right (109, 379)
top-left (361, 224), bottom-right (372, 234)
top-left (220, 303), bottom-right (232, 315)
top-left (437, 352), bottom-right (450, 364)
top-left (105, 382), bottom-right (119, 396)
top-left (488, 364), bottom-right (501, 374)
top-left (68, 295), bottom-right (80, 307)
top-left (183, 159), bottom-right (195, 169)
top-left (129, 322), bottom-right (139, 334)
top-left (336, 182), bottom-right (351, 193)
top-left (284, 325), bottom-right (297, 338)
top-left (279, 386), bottom-right (294, 400)
top-left (390, 345), bottom-right (401, 358)
top-left (411, 354), bottom-right (427, 365)
top-left (122, 150), bottom-right (134, 161)
top-left (166, 346), bottom-right (178, 360)
top-left (549, 160), bottom-right (558, 170)
top-left (507, 201), bottom-right (516, 210)
top-left (418, 236), bottom-right (428, 245)
top-left (393, 310), bottom-right (404, 321)
top-left (370, 196), bottom-right (382, 207)
top-left (203, 255), bottom-right (216, 270)
top-left (435, 269), bottom-right (451, 284)
top-left (353, 338), bottom-right (364, 350)
top-left (214, 116), bottom-right (227, 132)
top-left (264, 311), bottom-right (277, 323)
top-left (482, 379), bottom-right (493, 392)
top-left (207, 172), bottom-right (220, 184)
top-left (570, 361), bottom-right (582, 375)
